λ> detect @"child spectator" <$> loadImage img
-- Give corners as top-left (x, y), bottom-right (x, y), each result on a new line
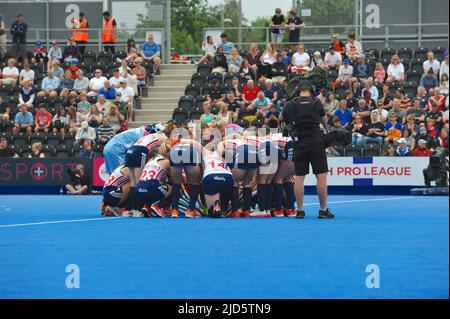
top-left (265, 105), bottom-right (280, 128)
top-left (374, 63), bottom-right (386, 84)
top-left (32, 40), bottom-right (47, 64)
top-left (439, 73), bottom-right (449, 95)
top-left (52, 106), bottom-right (69, 134)
top-left (47, 40), bottom-right (62, 69)
top-left (345, 33), bottom-right (363, 61)
top-left (34, 104), bottom-right (53, 133)
top-left (199, 35), bottom-right (216, 63)
top-left (97, 117), bottom-right (116, 144)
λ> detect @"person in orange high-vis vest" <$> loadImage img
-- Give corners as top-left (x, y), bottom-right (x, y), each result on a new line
top-left (102, 11), bottom-right (116, 55)
top-left (72, 12), bottom-right (89, 54)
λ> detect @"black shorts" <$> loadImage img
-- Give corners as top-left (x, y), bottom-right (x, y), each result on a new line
top-left (293, 139), bottom-right (328, 176)
top-left (124, 145), bottom-right (148, 168)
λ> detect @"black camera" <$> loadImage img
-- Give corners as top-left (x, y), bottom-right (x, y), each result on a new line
top-left (67, 168), bottom-right (81, 181)
top-left (423, 149), bottom-right (449, 187)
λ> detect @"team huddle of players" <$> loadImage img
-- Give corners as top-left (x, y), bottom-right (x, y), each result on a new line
top-left (101, 125), bottom-right (296, 218)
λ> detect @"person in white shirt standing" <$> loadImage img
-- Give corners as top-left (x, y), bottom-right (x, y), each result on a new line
top-left (87, 69), bottom-right (107, 97)
top-left (117, 79), bottom-right (134, 120)
top-left (423, 51), bottom-right (441, 75)
top-left (324, 46), bottom-right (342, 71)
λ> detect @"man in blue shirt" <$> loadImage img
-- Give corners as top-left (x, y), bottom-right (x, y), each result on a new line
top-left (13, 104), bottom-right (34, 135)
top-left (334, 99), bottom-right (353, 127)
top-left (40, 69), bottom-right (60, 97)
top-left (99, 80), bottom-right (116, 100)
top-left (217, 33), bottom-right (234, 56)
top-left (142, 34), bottom-right (161, 74)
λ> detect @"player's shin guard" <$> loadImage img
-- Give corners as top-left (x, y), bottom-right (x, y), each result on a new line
top-left (188, 184), bottom-right (201, 210)
top-left (231, 186), bottom-right (240, 212)
top-left (127, 187), bottom-right (135, 211)
top-left (273, 183), bottom-right (284, 211)
top-left (265, 184), bottom-right (273, 211)
top-left (171, 183), bottom-right (181, 210)
top-left (242, 186), bottom-right (252, 211)
top-left (257, 184), bottom-right (266, 211)
top-left (283, 182), bottom-right (295, 210)
top-left (220, 191), bottom-right (232, 212)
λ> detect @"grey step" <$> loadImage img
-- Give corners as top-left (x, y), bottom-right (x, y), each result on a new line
top-left (160, 64), bottom-right (196, 70)
top-left (140, 104), bottom-right (177, 110)
top-left (141, 97), bottom-right (179, 104)
top-left (135, 109), bottom-right (173, 116)
top-left (148, 86), bottom-right (186, 92)
top-left (152, 80), bottom-right (190, 86)
top-left (147, 91), bottom-right (185, 98)
top-left (161, 69), bottom-right (195, 76)
top-left (154, 74), bottom-right (191, 81)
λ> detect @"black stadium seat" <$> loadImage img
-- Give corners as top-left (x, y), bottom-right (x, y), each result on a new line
top-left (12, 132), bottom-right (29, 147)
top-left (251, 117), bottom-right (265, 128)
top-left (91, 62), bottom-right (107, 74)
top-left (93, 144), bottom-right (104, 158)
top-left (189, 107), bottom-right (204, 120)
top-left (79, 61), bottom-right (91, 74)
top-left (406, 69), bottom-right (421, 83)
top-left (194, 95), bottom-right (208, 109)
top-left (207, 72), bottom-right (223, 84)
top-left (197, 61), bottom-right (212, 77)
top-left (21, 145), bottom-right (32, 157)
top-left (172, 107), bottom-right (189, 124)
top-left (8, 145), bottom-right (22, 157)
top-left (432, 46), bottom-right (446, 61)
top-left (201, 82), bottom-right (212, 96)
top-left (63, 132), bottom-right (76, 146)
top-left (397, 47), bottom-right (413, 61)
top-left (403, 81), bottom-right (418, 98)
top-left (224, 72), bottom-right (238, 86)
top-left (113, 51), bottom-right (127, 60)
top-left (184, 84), bottom-right (200, 97)
top-left (42, 144), bottom-right (56, 157)
top-left (56, 144), bottom-right (71, 158)
top-left (380, 47), bottom-right (396, 61)
top-left (235, 118), bottom-right (249, 129)
top-left (29, 132), bottom-right (46, 145)
top-left (365, 48), bottom-right (380, 59)
top-left (344, 144), bottom-right (362, 157)
top-left (97, 51), bottom-right (113, 64)
top-left (410, 58), bottom-right (424, 73)
top-left (81, 51), bottom-right (97, 65)
top-left (190, 73), bottom-right (207, 87)
top-left (363, 144), bottom-right (381, 157)
top-left (178, 95), bottom-right (195, 109)
top-left (413, 47), bottom-right (429, 62)
top-left (46, 132), bottom-right (63, 146)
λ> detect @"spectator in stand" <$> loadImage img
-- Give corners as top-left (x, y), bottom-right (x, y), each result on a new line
top-left (67, 106), bottom-right (82, 132)
top-left (245, 43), bottom-right (260, 79)
top-left (217, 33), bottom-right (234, 56)
top-left (228, 48), bottom-right (243, 73)
top-left (86, 104), bottom-right (103, 128)
top-left (212, 47), bottom-right (228, 74)
top-left (132, 57), bottom-right (146, 86)
top-left (427, 87), bottom-right (446, 112)
top-left (1, 58), bottom-right (19, 88)
top-left (208, 79), bottom-right (225, 107)
top-left (65, 164), bottom-right (90, 194)
top-left (384, 112), bottom-right (403, 144)
top-left (391, 99), bottom-right (407, 123)
top-left (404, 114), bottom-right (419, 136)
top-left (18, 79), bottom-right (35, 109)
top-left (373, 62), bottom-right (386, 84)
top-left (109, 68), bottom-right (124, 89)
top-left (353, 55), bottom-right (371, 85)
top-left (63, 37), bottom-right (80, 62)
top-left (50, 59), bottom-right (64, 80)
top-left (265, 104), bottom-right (280, 129)
top-left (200, 102), bottom-right (219, 129)
top-left (80, 139), bottom-right (95, 159)
top-left (0, 96), bottom-right (11, 124)
top-left (229, 77), bottom-right (242, 100)
top-left (395, 88), bottom-right (412, 110)
top-left (250, 91), bottom-right (272, 116)
top-left (362, 78), bottom-right (379, 103)
top-left (334, 99), bottom-right (353, 127)
top-left (142, 34), bottom-right (161, 75)
top-left (216, 102), bottom-right (233, 128)
top-left (106, 104), bottom-right (126, 133)
top-left (38, 69), bottom-right (59, 98)
top-left (76, 91), bottom-right (90, 120)
top-left (111, 91), bottom-right (127, 116)
top-left (34, 104), bottom-right (53, 133)
top-left (271, 53), bottom-right (288, 84)
top-left (395, 138), bottom-right (411, 156)
top-left (239, 59), bottom-right (255, 83)
top-left (348, 114), bottom-right (367, 145)
top-left (116, 79), bottom-right (134, 120)
top-left (423, 51), bottom-right (441, 75)
top-left (59, 70), bottom-right (75, 98)
top-left (19, 63), bottom-right (35, 85)
top-left (326, 115), bottom-right (349, 147)
top-left (350, 80), bottom-right (362, 99)
top-left (13, 104), bottom-right (34, 135)
top-left (345, 33), bottom-right (363, 61)
top-left (199, 35), bottom-right (216, 63)
top-left (124, 38), bottom-right (143, 62)
top-left (414, 86), bottom-right (429, 109)
top-left (439, 73), bottom-right (449, 95)
top-left (436, 128), bottom-right (449, 151)
top-left (378, 85), bottom-right (393, 110)
top-left (87, 69), bottom-right (107, 97)
top-left (0, 137), bottom-right (19, 158)
top-left (412, 139), bottom-right (431, 156)
top-left (242, 79), bottom-right (260, 106)
top-left (259, 43), bottom-right (277, 80)
top-left (47, 40), bottom-right (63, 69)
top-left (407, 100), bottom-right (426, 124)
top-left (67, 60), bottom-right (80, 80)
top-left (32, 40), bottom-right (47, 65)
top-left (323, 92), bottom-right (340, 115)
top-left (75, 121), bottom-right (96, 145)
top-left (336, 59), bottom-right (354, 85)
top-left (10, 14), bottom-right (28, 63)
top-left (291, 43), bottom-right (311, 73)
top-left (286, 10), bottom-right (305, 47)
top-left (0, 15), bottom-right (6, 60)
top-left (96, 94), bottom-right (111, 115)
top-left (353, 98), bottom-right (372, 124)
top-left (440, 50), bottom-right (449, 78)
top-left (73, 70), bottom-right (89, 94)
top-left (363, 110), bottom-right (385, 146)
top-left (263, 79), bottom-right (278, 106)
top-left (420, 68), bottom-right (439, 92)
top-left (97, 117), bottom-right (116, 144)
top-left (386, 55), bottom-right (405, 84)
top-left (122, 68), bottom-right (138, 95)
top-left (224, 91), bottom-right (240, 121)
top-left (99, 80), bottom-right (116, 100)
top-left (324, 46), bottom-right (342, 71)
top-left (426, 103), bottom-right (443, 131)
top-left (52, 106), bottom-right (69, 134)
top-left (311, 51), bottom-right (324, 69)
top-left (331, 33), bottom-right (346, 56)
top-left (118, 59), bottom-right (131, 77)
top-left (402, 128), bottom-right (416, 150)
top-left (28, 142), bottom-right (45, 158)
top-left (269, 8), bottom-right (285, 48)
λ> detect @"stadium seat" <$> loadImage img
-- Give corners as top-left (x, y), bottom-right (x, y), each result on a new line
top-left (82, 51), bottom-right (97, 64)
top-left (93, 144), bottom-right (104, 158)
top-left (410, 58), bottom-right (424, 73)
top-left (326, 70), bottom-right (338, 83)
top-left (35, 95), bottom-right (50, 106)
top-left (413, 47), bottom-right (429, 62)
top-left (0, 120), bottom-right (15, 132)
top-left (106, 61), bottom-right (120, 72)
top-left (30, 62), bottom-right (44, 75)
top-left (238, 49), bottom-right (247, 58)
top-left (201, 82), bottom-right (212, 96)
top-left (0, 131), bottom-right (12, 143)
top-left (403, 81), bottom-right (418, 98)
top-left (380, 47), bottom-right (396, 61)
top-left (113, 51), bottom-right (127, 60)
top-left (72, 143), bottom-right (81, 156)
top-left (172, 107), bottom-right (189, 124)
top-left (344, 144), bottom-right (362, 157)
top-left (142, 61), bottom-right (154, 76)
top-left (197, 61), bottom-right (212, 77)
top-left (365, 48), bottom-right (380, 59)
top-left (432, 46), bottom-right (446, 61)
top-left (332, 145), bottom-right (345, 156)
top-left (46, 132), bottom-right (62, 146)
top-left (78, 61), bottom-right (91, 74)
top-left (251, 117), bottom-right (265, 128)
top-left (235, 118), bottom-right (249, 129)
top-left (63, 132), bottom-right (76, 146)
top-left (21, 145), bottom-right (32, 157)
top-left (184, 84), bottom-right (200, 97)
top-left (400, 59), bottom-right (410, 72)
top-left (210, 105), bottom-right (219, 115)
top-left (55, 144), bottom-right (71, 158)
top-left (42, 144), bottom-right (56, 157)
top-left (406, 69), bottom-right (421, 83)
top-left (189, 107), bottom-right (204, 120)
top-left (12, 132), bottom-right (29, 147)
top-left (91, 62), bottom-right (107, 74)
top-left (224, 72), bottom-right (238, 86)
top-left (87, 95), bottom-right (98, 105)
top-left (363, 144), bottom-right (381, 157)
top-left (190, 73), bottom-right (207, 87)
top-left (97, 51), bottom-right (113, 64)
top-left (178, 95), bottom-right (195, 109)
top-left (381, 58), bottom-right (390, 70)
top-left (0, 84), bottom-right (11, 99)
top-left (194, 95), bottom-right (208, 109)
top-left (29, 132), bottom-right (46, 145)
top-left (397, 47), bottom-right (413, 61)
top-left (207, 72), bottom-right (223, 84)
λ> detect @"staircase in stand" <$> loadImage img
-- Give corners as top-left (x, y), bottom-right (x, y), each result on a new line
top-left (129, 63), bottom-right (196, 128)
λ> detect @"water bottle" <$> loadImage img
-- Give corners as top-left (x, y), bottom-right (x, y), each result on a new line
top-left (59, 186), bottom-right (64, 195)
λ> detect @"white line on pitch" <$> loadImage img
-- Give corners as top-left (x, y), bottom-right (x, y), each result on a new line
top-left (0, 197), bottom-right (415, 229)
top-left (0, 217), bottom-right (124, 229)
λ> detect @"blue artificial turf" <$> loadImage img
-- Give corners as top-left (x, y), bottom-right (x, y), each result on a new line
top-left (0, 195), bottom-right (448, 299)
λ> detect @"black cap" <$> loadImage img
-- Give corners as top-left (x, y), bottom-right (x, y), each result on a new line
top-left (102, 11), bottom-right (110, 17)
top-left (329, 45), bottom-right (335, 50)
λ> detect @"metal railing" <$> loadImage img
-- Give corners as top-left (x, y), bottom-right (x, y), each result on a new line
top-left (204, 23), bottom-right (449, 50)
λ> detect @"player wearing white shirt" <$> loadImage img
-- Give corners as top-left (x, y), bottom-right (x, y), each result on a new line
top-left (101, 165), bottom-right (130, 217)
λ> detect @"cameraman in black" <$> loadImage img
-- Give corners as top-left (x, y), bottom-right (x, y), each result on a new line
top-left (281, 84), bottom-right (334, 219)
top-left (65, 164), bottom-right (90, 195)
